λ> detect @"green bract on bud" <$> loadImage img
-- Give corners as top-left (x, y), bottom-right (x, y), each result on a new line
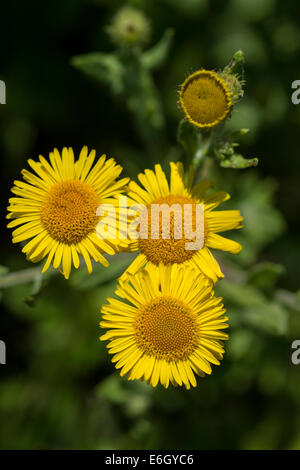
top-left (219, 72), bottom-right (244, 103)
top-left (106, 6), bottom-right (151, 48)
top-left (220, 50), bottom-right (245, 103)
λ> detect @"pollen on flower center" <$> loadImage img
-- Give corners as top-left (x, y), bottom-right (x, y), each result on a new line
top-left (179, 70), bottom-right (232, 128)
top-left (41, 180), bottom-right (100, 245)
top-left (134, 296), bottom-right (200, 361)
top-left (138, 194), bottom-right (208, 265)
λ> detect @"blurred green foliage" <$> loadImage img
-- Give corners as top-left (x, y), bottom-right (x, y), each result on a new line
top-left (1, 0), bottom-right (300, 450)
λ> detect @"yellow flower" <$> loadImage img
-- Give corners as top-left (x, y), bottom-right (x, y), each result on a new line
top-left (179, 70), bottom-right (232, 128)
top-left (100, 263), bottom-right (228, 389)
top-left (121, 162), bottom-right (243, 283)
top-left (7, 146), bottom-right (129, 279)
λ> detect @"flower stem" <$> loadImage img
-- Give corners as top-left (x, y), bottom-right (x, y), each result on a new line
top-left (0, 267), bottom-right (54, 289)
top-left (192, 129), bottom-right (215, 181)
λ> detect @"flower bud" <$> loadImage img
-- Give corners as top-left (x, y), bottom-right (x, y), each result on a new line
top-left (106, 6), bottom-right (151, 48)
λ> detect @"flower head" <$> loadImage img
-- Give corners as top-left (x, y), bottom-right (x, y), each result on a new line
top-left (7, 146), bottom-right (129, 279)
top-left (179, 70), bottom-right (232, 128)
top-left (106, 6), bottom-right (151, 47)
top-left (100, 263), bottom-right (228, 389)
top-left (121, 162), bottom-right (243, 283)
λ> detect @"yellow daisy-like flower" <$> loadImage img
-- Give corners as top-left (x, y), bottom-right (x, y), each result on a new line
top-left (100, 263), bottom-right (228, 389)
top-left (179, 70), bottom-right (232, 128)
top-left (7, 146), bottom-right (129, 279)
top-left (121, 162), bottom-right (243, 283)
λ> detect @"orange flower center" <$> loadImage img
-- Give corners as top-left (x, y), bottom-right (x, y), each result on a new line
top-left (180, 70), bottom-right (232, 128)
top-left (138, 194), bottom-right (208, 265)
top-left (41, 180), bottom-right (100, 245)
top-left (134, 295), bottom-right (200, 361)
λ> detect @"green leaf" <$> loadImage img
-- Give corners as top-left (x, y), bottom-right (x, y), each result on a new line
top-left (275, 289), bottom-right (300, 313)
top-left (141, 28), bottom-right (174, 70)
top-left (229, 128), bottom-right (250, 140)
top-left (223, 49), bottom-right (245, 77)
top-left (214, 127), bottom-right (258, 169)
top-left (227, 329), bottom-right (255, 360)
top-left (243, 302), bottom-right (288, 335)
top-left (216, 279), bottom-right (266, 307)
top-left (219, 153), bottom-right (258, 169)
top-left (247, 262), bottom-right (284, 291)
top-left (96, 375), bottom-right (151, 417)
top-left (71, 52), bottom-right (125, 95)
top-left (97, 376), bottom-right (127, 405)
top-left (230, 172), bottom-right (286, 263)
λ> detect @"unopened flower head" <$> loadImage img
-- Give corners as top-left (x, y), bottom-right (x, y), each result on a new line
top-left (179, 70), bottom-right (233, 129)
top-left (100, 263), bottom-right (228, 389)
top-left (7, 146), bottom-right (129, 279)
top-left (106, 6), bottom-right (151, 47)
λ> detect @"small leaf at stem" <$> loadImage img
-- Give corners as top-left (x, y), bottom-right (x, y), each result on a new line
top-left (141, 28), bottom-right (174, 70)
top-left (71, 52), bottom-right (125, 95)
top-left (220, 153), bottom-right (258, 169)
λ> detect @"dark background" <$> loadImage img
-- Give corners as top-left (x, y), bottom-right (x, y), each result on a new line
top-left (0, 0), bottom-right (300, 450)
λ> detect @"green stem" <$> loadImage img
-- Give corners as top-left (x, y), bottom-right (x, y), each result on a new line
top-left (192, 130), bottom-right (215, 181)
top-left (0, 267), bottom-right (55, 289)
